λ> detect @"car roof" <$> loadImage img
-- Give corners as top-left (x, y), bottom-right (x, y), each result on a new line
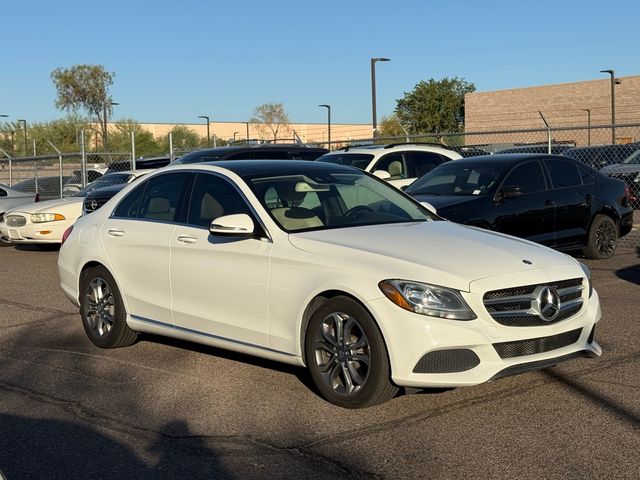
top-left (201, 159), bottom-right (358, 177)
top-left (441, 153), bottom-right (571, 168)
top-left (85, 183), bottom-right (129, 196)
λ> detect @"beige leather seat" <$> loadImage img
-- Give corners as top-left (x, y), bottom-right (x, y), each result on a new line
top-left (388, 160), bottom-right (404, 180)
top-left (200, 192), bottom-right (224, 222)
top-left (270, 183), bottom-right (323, 230)
top-left (145, 197), bottom-right (173, 221)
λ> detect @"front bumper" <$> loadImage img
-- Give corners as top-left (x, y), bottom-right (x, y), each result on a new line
top-left (0, 221), bottom-right (68, 244)
top-left (368, 275), bottom-right (601, 388)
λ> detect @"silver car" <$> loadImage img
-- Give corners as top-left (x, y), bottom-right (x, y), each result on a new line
top-left (0, 183), bottom-right (37, 244)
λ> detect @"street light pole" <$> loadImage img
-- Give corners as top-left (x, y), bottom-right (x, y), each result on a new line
top-left (17, 119), bottom-right (27, 156)
top-left (370, 57), bottom-right (390, 138)
top-left (318, 104), bottom-right (331, 149)
top-left (600, 69), bottom-right (618, 145)
top-left (198, 115), bottom-right (210, 147)
top-left (245, 122), bottom-right (250, 143)
top-left (581, 108), bottom-right (591, 146)
top-left (233, 131), bottom-right (239, 142)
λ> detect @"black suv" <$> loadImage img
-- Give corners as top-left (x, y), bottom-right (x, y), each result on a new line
top-left (562, 143), bottom-right (640, 170)
top-left (406, 154), bottom-right (633, 259)
top-left (172, 144), bottom-right (328, 165)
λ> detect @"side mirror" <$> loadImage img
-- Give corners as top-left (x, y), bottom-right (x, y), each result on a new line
top-left (209, 213), bottom-right (255, 237)
top-left (420, 201), bottom-right (437, 215)
top-left (501, 186), bottom-right (522, 198)
top-left (372, 170), bottom-right (391, 180)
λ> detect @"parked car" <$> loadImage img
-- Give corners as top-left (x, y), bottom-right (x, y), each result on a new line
top-left (10, 175), bottom-right (73, 200)
top-left (405, 154), bottom-right (632, 259)
top-left (83, 182), bottom-right (129, 215)
top-left (598, 149), bottom-right (640, 208)
top-left (58, 160), bottom-right (601, 408)
top-left (496, 144), bottom-right (574, 155)
top-left (563, 143), bottom-right (640, 170)
top-left (172, 144), bottom-right (329, 165)
top-left (315, 143), bottom-right (462, 189)
top-left (105, 156), bottom-right (171, 174)
top-left (0, 171), bottom-right (149, 245)
top-left (1, 183), bottom-right (38, 218)
top-left (62, 167), bottom-right (108, 196)
top-left (450, 146), bottom-right (490, 158)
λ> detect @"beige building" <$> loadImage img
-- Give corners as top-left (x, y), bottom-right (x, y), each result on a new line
top-left (464, 75), bottom-right (640, 146)
top-left (137, 121), bottom-right (372, 146)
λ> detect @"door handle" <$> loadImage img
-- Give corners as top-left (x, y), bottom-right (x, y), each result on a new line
top-left (545, 200), bottom-right (555, 207)
top-left (107, 229), bottom-right (125, 237)
top-left (176, 234), bottom-right (198, 244)
top-left (585, 194), bottom-right (593, 205)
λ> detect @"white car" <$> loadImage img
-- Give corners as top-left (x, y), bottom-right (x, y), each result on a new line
top-left (0, 171), bottom-right (149, 245)
top-left (58, 161), bottom-right (601, 408)
top-left (315, 143), bottom-right (462, 189)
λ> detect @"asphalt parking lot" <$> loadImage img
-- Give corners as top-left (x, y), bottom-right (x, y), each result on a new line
top-left (0, 244), bottom-right (639, 479)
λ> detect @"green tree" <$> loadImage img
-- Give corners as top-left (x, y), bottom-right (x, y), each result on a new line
top-left (395, 77), bottom-right (475, 133)
top-left (167, 125), bottom-right (201, 150)
top-left (378, 115), bottom-right (407, 140)
top-left (0, 114), bottom-right (91, 155)
top-left (250, 103), bottom-right (290, 141)
top-left (109, 119), bottom-right (164, 157)
top-left (50, 64), bottom-right (115, 150)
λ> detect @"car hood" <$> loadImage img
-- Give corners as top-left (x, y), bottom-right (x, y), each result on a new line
top-left (288, 221), bottom-right (577, 292)
top-left (409, 194), bottom-right (482, 212)
top-left (8, 197), bottom-right (84, 214)
top-left (600, 163), bottom-right (640, 175)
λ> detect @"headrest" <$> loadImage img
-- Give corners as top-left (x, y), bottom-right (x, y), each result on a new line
top-left (148, 197), bottom-right (170, 214)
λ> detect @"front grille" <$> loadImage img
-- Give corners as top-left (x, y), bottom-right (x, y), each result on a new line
top-left (493, 328), bottom-right (582, 359)
top-left (84, 197), bottom-right (109, 213)
top-left (413, 349), bottom-right (480, 374)
top-left (5, 215), bottom-right (27, 227)
top-left (483, 278), bottom-right (584, 327)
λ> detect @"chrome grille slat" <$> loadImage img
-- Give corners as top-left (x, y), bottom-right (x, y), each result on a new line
top-left (483, 278), bottom-right (584, 327)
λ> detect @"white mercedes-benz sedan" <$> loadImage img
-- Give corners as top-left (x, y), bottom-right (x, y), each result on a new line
top-left (58, 161), bottom-right (602, 408)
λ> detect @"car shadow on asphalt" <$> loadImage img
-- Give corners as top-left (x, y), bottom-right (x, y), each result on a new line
top-left (13, 244), bottom-right (60, 252)
top-left (615, 263), bottom-right (640, 285)
top-left (542, 369), bottom-right (640, 429)
top-left (0, 415), bottom-right (230, 479)
top-left (142, 333), bottom-right (321, 398)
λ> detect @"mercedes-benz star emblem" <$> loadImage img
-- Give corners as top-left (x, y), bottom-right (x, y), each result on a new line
top-left (90, 200), bottom-right (98, 210)
top-left (537, 286), bottom-right (561, 321)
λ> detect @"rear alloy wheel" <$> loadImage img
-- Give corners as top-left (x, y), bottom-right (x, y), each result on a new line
top-left (305, 296), bottom-right (398, 408)
top-left (80, 265), bottom-right (137, 348)
top-left (584, 215), bottom-right (618, 260)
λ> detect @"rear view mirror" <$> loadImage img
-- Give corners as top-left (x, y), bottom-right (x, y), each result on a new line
top-left (209, 213), bottom-right (255, 237)
top-left (373, 170), bottom-right (391, 180)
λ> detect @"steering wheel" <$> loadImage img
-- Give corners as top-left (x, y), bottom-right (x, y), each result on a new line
top-left (345, 205), bottom-right (374, 218)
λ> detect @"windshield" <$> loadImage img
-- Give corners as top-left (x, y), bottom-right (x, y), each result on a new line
top-left (406, 163), bottom-right (504, 196)
top-left (623, 150), bottom-right (640, 165)
top-left (315, 153), bottom-right (374, 170)
top-left (245, 171), bottom-right (433, 233)
top-left (72, 173), bottom-right (133, 197)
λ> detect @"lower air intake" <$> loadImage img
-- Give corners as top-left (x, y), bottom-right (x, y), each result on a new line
top-left (413, 349), bottom-right (480, 374)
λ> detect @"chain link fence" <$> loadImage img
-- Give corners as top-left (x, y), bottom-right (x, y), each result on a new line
top-left (1, 123), bottom-right (638, 249)
top-left (321, 122), bottom-right (640, 249)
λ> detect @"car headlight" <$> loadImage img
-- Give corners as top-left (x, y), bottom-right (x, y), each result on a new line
top-left (579, 262), bottom-right (593, 298)
top-left (379, 280), bottom-right (476, 320)
top-left (31, 213), bottom-right (66, 223)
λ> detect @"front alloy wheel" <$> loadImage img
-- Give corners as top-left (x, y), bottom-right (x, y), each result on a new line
top-left (314, 312), bottom-right (371, 396)
top-left (305, 296), bottom-right (398, 408)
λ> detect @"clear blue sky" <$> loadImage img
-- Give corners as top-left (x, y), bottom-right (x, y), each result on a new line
top-left (1, 0), bottom-right (638, 126)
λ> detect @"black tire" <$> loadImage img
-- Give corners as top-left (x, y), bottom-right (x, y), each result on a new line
top-left (305, 296), bottom-right (398, 408)
top-left (583, 214), bottom-right (618, 260)
top-left (79, 265), bottom-right (137, 348)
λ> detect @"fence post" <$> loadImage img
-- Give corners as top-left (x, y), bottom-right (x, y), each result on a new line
top-left (46, 140), bottom-right (63, 199)
top-left (80, 129), bottom-right (87, 187)
top-left (0, 149), bottom-right (11, 186)
top-left (538, 111), bottom-right (551, 154)
top-left (131, 131), bottom-right (136, 171)
top-left (169, 132), bottom-right (174, 162)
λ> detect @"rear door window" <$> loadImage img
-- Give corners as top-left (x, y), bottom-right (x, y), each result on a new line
top-left (407, 152), bottom-right (448, 178)
top-left (545, 160), bottom-right (581, 189)
top-left (137, 173), bottom-right (192, 223)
